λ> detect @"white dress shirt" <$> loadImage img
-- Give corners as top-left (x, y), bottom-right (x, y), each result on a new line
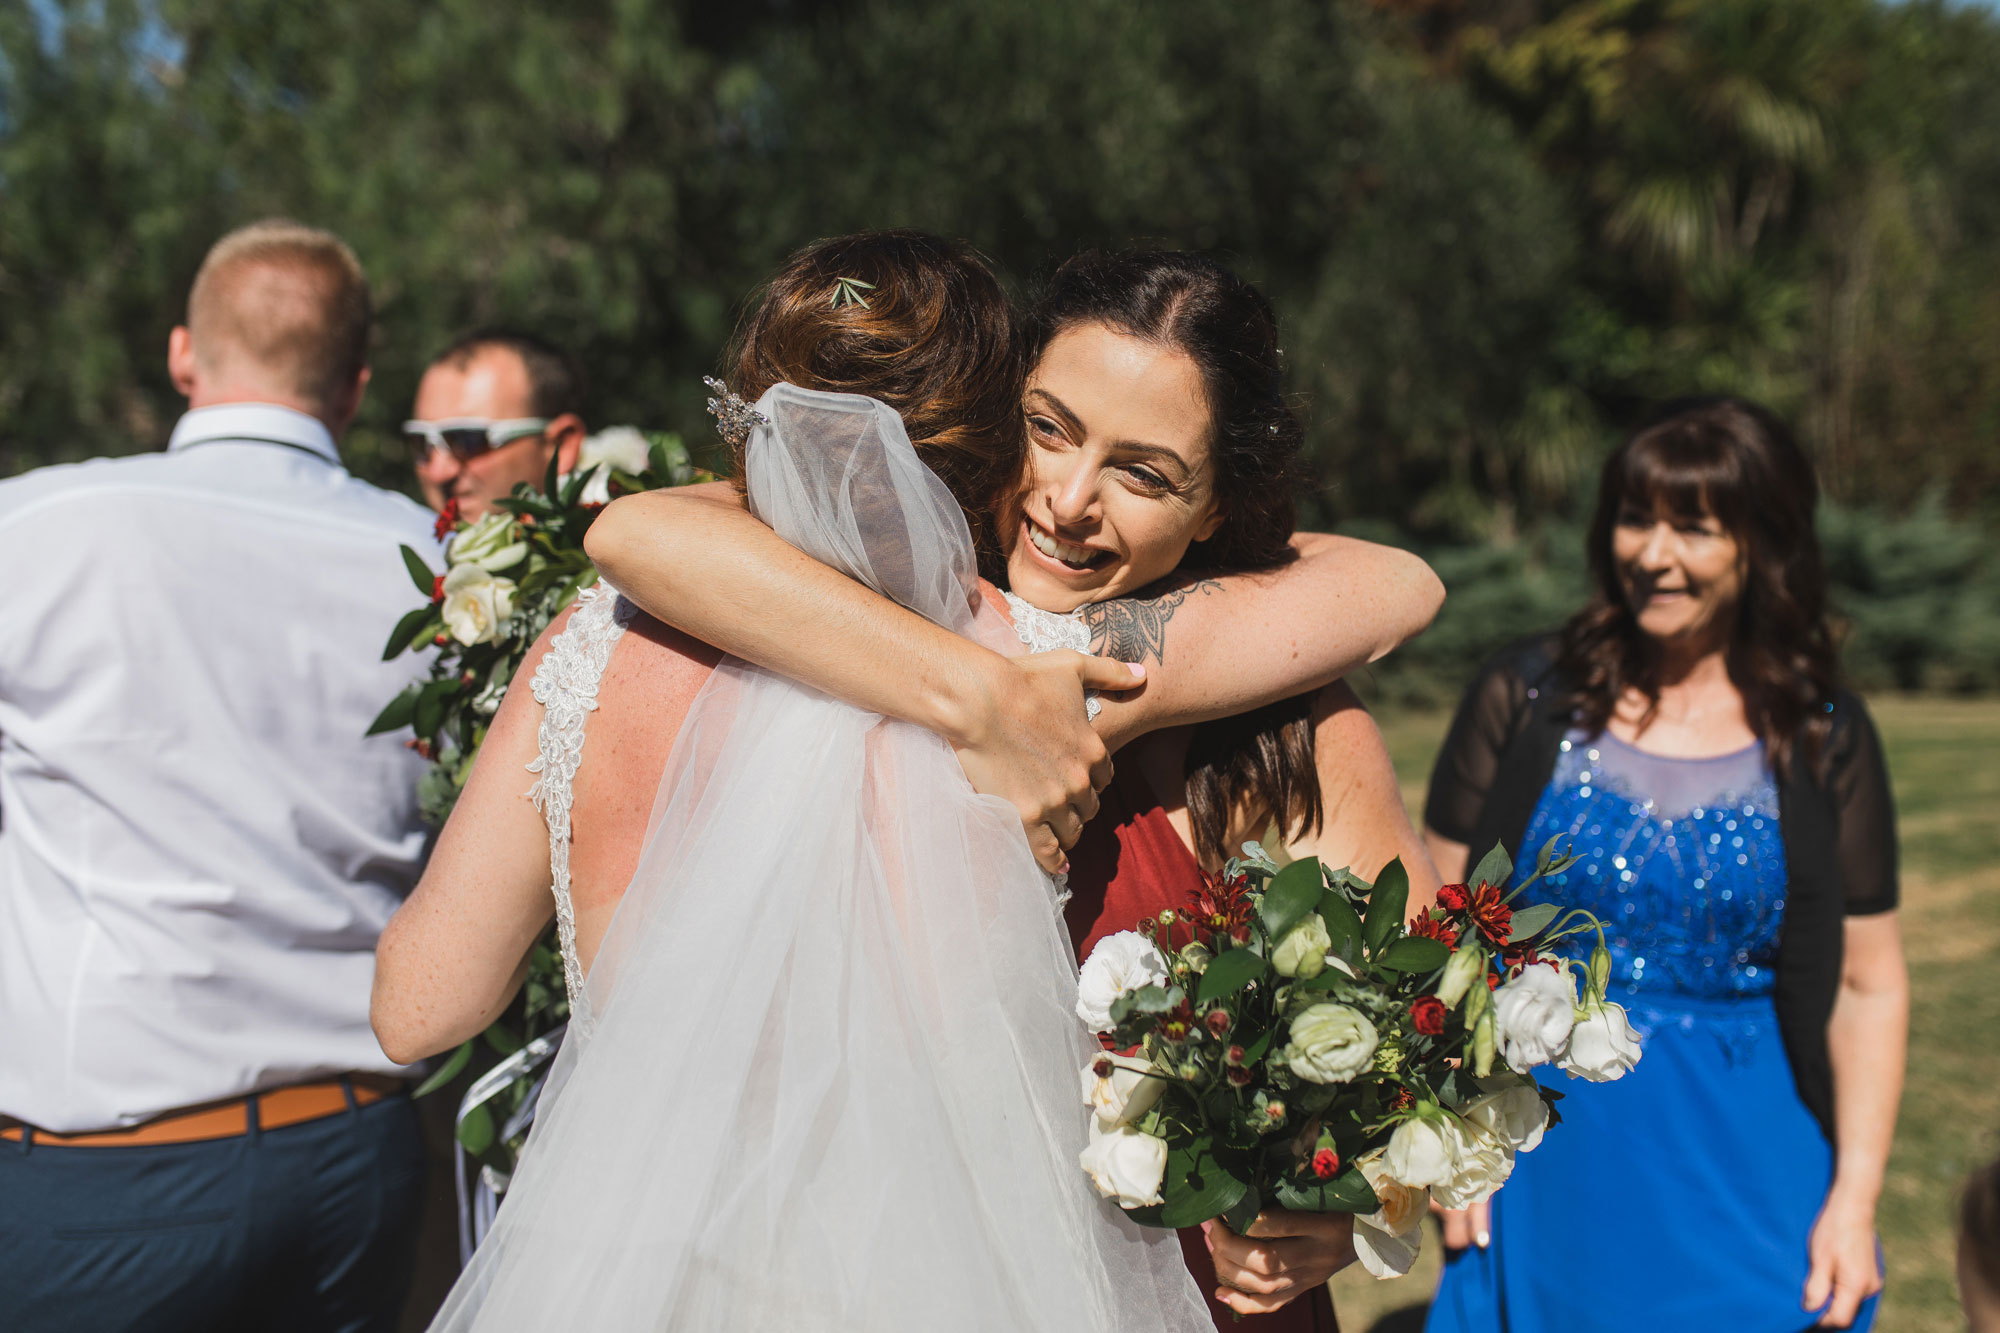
top-left (0, 404), bottom-right (440, 1131)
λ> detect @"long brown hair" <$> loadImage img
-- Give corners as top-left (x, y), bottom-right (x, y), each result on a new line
top-left (1026, 250), bottom-right (1318, 866)
top-left (725, 230), bottom-right (1022, 576)
top-left (1555, 396), bottom-right (1838, 777)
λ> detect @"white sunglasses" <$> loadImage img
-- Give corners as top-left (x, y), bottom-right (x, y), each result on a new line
top-left (403, 417), bottom-right (550, 462)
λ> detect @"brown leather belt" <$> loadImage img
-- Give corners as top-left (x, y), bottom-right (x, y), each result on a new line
top-left (0, 1075), bottom-right (405, 1147)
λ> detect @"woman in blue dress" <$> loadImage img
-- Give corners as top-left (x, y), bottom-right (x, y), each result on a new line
top-left (1419, 398), bottom-right (1907, 1331)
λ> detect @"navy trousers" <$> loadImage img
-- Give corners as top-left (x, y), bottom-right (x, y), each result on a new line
top-left (0, 1092), bottom-right (425, 1333)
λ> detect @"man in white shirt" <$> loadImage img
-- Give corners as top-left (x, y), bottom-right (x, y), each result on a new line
top-left (0, 221), bottom-right (438, 1332)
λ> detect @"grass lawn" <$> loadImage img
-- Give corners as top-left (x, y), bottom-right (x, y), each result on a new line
top-left (1326, 696), bottom-right (2000, 1333)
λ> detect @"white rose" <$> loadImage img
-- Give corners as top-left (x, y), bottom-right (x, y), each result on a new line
top-left (1075, 932), bottom-right (1169, 1032)
top-left (1353, 1153), bottom-right (1429, 1279)
top-left (439, 564), bottom-right (518, 646)
top-left (577, 425), bottom-right (651, 476)
top-left (1436, 944), bottom-right (1486, 1008)
top-left (1382, 1113), bottom-right (1455, 1190)
top-left (1078, 1120), bottom-right (1168, 1209)
top-left (1080, 1053), bottom-right (1169, 1129)
top-left (1271, 914), bottom-right (1333, 979)
top-left (1282, 1003), bottom-right (1378, 1084)
top-left (1460, 1080), bottom-right (1549, 1154)
top-left (1493, 963), bottom-right (1577, 1072)
top-left (1560, 999), bottom-right (1643, 1082)
top-left (1431, 1118), bottom-right (1515, 1210)
top-left (447, 511), bottom-right (528, 572)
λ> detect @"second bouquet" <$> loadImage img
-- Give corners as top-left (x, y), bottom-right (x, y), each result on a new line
top-left (1075, 837), bottom-right (1642, 1280)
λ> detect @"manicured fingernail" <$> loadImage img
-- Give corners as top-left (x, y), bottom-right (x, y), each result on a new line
top-left (1127, 663), bottom-right (1146, 678)
top-left (1476, 1230), bottom-right (1491, 1248)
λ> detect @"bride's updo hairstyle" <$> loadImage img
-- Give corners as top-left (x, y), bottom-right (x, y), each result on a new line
top-left (722, 230), bottom-right (1022, 573)
top-left (1025, 250), bottom-right (1319, 868)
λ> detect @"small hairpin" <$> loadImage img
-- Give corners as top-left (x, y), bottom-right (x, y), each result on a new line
top-left (829, 276), bottom-right (875, 310)
top-left (703, 376), bottom-right (768, 448)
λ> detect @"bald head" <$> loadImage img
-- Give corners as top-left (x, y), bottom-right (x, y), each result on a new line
top-left (174, 220), bottom-right (372, 427)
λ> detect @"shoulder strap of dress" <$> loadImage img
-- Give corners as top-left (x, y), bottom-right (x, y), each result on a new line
top-left (525, 581), bottom-right (631, 1035)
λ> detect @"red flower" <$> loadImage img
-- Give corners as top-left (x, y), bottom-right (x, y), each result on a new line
top-left (432, 498), bottom-right (460, 541)
top-left (1410, 995), bottom-right (1446, 1036)
top-left (1224, 1044), bottom-right (1247, 1067)
top-left (1182, 869), bottom-right (1255, 940)
top-left (1160, 1003), bottom-right (1198, 1043)
top-left (1408, 910), bottom-right (1457, 949)
top-left (1390, 1085), bottom-right (1415, 1112)
top-left (430, 573), bottom-right (447, 604)
top-left (1436, 883), bottom-right (1470, 912)
top-left (1311, 1147), bottom-right (1341, 1180)
top-left (1468, 880), bottom-right (1513, 945)
top-left (432, 632), bottom-right (450, 647)
top-left (1206, 1010), bottom-right (1233, 1039)
top-left (1226, 1065), bottom-right (1253, 1087)
top-left (405, 737), bottom-right (433, 760)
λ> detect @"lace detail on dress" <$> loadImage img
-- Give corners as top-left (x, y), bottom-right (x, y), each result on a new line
top-left (1001, 591), bottom-right (1101, 721)
top-left (525, 582), bottom-right (631, 1037)
top-left (1000, 590), bottom-right (1099, 912)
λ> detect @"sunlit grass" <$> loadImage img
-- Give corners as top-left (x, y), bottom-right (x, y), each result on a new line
top-left (1327, 696), bottom-right (2000, 1332)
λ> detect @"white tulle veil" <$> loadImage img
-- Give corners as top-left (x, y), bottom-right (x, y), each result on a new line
top-left (429, 384), bottom-right (1208, 1331)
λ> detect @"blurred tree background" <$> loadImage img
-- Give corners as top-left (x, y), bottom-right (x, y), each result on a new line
top-left (3, 0), bottom-right (1996, 696)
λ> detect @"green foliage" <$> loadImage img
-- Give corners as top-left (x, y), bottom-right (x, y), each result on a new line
top-left (4, 0), bottom-right (1998, 669)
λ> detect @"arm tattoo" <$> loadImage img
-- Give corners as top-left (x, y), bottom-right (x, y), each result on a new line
top-left (1079, 578), bottom-right (1221, 666)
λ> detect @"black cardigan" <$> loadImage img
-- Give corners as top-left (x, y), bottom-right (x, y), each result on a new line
top-left (1423, 635), bottom-right (1900, 1143)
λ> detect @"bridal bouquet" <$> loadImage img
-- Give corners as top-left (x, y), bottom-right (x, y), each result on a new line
top-left (370, 428), bottom-right (708, 827)
top-left (1075, 838), bottom-right (1642, 1279)
top-left (369, 427), bottom-right (709, 1166)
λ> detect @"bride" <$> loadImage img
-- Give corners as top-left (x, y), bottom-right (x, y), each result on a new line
top-left (372, 231), bottom-right (1441, 1329)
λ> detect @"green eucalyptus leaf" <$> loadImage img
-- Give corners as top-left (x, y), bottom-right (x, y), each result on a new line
top-left (1375, 935), bottom-right (1451, 973)
top-left (366, 685), bottom-right (420, 735)
top-left (1258, 857), bottom-right (1323, 943)
top-left (1362, 857), bottom-right (1410, 954)
top-left (412, 679), bottom-right (453, 741)
top-left (1196, 947), bottom-right (1267, 1004)
top-left (456, 1102), bottom-right (495, 1156)
top-left (381, 607), bottom-right (433, 661)
top-left (1221, 1185), bottom-right (1263, 1235)
top-left (1159, 1139), bottom-right (1249, 1228)
top-left (412, 1040), bottom-right (472, 1098)
top-left (1274, 1163), bottom-right (1379, 1214)
top-left (1508, 901), bottom-right (1561, 943)
top-left (1318, 889), bottom-right (1363, 956)
top-left (400, 544), bottom-right (439, 597)
top-left (1469, 842), bottom-right (1514, 893)
top-left (483, 1021), bottom-right (523, 1056)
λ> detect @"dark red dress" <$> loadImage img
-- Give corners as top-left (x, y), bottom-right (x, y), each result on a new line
top-left (1064, 768), bottom-right (1341, 1333)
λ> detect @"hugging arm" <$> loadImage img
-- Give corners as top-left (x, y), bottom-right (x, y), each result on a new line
top-left (584, 486), bottom-right (1442, 810)
top-left (371, 613), bottom-right (571, 1064)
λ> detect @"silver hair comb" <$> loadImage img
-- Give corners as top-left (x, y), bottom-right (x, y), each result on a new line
top-left (703, 376), bottom-right (768, 448)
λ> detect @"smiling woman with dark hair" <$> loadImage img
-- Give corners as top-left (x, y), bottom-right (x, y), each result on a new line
top-left (1421, 397), bottom-right (1908, 1332)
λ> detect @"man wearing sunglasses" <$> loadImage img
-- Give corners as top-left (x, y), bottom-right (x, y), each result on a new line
top-left (408, 330), bottom-right (587, 520)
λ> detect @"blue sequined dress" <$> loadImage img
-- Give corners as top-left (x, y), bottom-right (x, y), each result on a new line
top-left (1426, 730), bottom-right (1877, 1332)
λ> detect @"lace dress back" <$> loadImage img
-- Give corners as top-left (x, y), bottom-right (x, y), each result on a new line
top-left (525, 582), bottom-right (632, 1036)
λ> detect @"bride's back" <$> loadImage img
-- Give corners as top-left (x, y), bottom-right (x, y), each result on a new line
top-left (557, 230), bottom-right (1024, 970)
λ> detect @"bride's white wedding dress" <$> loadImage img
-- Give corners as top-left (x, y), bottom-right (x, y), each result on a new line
top-left (429, 384), bottom-right (1207, 1331)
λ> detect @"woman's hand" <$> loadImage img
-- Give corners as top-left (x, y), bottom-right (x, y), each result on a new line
top-left (1203, 1210), bottom-right (1354, 1316)
top-left (1432, 1198), bottom-right (1492, 1251)
top-left (1804, 1188), bottom-right (1882, 1327)
top-left (951, 650), bottom-right (1142, 871)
